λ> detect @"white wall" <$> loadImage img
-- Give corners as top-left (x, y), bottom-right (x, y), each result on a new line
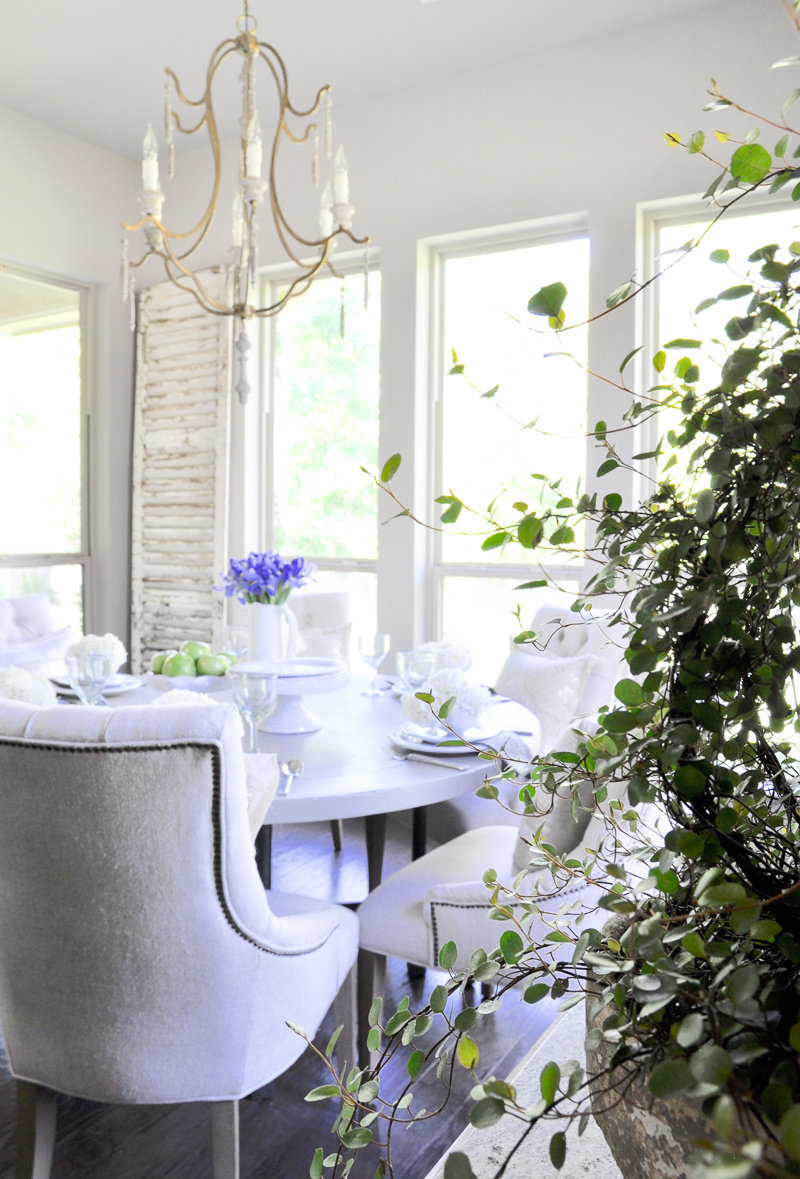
top-left (7, 0), bottom-right (787, 655)
top-left (0, 103), bottom-right (137, 643)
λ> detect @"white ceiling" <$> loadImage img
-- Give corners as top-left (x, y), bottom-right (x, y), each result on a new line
top-left (0, 0), bottom-right (732, 161)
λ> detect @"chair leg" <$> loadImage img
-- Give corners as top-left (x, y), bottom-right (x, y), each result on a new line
top-left (210, 1100), bottom-right (240, 1179)
top-left (16, 1080), bottom-right (57, 1179)
top-left (255, 825), bottom-right (272, 890)
top-left (332, 963), bottom-right (358, 1078)
top-left (330, 818), bottom-right (343, 852)
top-left (357, 948), bottom-right (387, 1070)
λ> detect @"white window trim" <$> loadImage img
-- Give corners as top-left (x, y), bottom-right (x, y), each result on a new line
top-left (420, 214), bottom-right (591, 641)
top-left (257, 250), bottom-right (381, 585)
top-left (0, 259), bottom-right (93, 628)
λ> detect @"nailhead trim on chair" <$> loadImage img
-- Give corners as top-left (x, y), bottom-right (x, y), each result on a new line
top-left (0, 736), bottom-right (338, 959)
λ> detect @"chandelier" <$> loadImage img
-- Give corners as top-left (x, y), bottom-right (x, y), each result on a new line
top-left (121, 1), bottom-right (368, 402)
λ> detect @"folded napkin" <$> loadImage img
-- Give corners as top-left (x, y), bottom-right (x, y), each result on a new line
top-left (244, 753), bottom-right (279, 841)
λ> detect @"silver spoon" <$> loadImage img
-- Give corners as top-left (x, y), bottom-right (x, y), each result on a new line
top-left (277, 757), bottom-right (304, 797)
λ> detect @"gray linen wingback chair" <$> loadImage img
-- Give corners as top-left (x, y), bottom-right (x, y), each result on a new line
top-left (0, 699), bottom-right (359, 1179)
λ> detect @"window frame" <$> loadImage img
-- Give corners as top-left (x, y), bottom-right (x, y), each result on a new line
top-left (259, 250), bottom-right (382, 589)
top-left (0, 260), bottom-right (92, 627)
top-left (425, 217), bottom-right (591, 641)
top-left (635, 191), bottom-right (796, 492)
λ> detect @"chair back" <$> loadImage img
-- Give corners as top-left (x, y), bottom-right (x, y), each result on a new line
top-left (0, 593), bottom-right (71, 670)
top-left (0, 700), bottom-right (285, 1104)
top-left (287, 590), bottom-right (352, 666)
top-left (529, 603), bottom-right (625, 715)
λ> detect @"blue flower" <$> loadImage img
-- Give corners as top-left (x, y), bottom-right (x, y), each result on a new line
top-left (215, 551), bottom-right (316, 604)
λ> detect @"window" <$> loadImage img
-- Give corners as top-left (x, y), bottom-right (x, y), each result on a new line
top-left (431, 232), bottom-right (590, 682)
top-left (646, 201), bottom-right (798, 491)
top-left (264, 262), bottom-right (381, 659)
top-left (0, 267), bottom-right (87, 632)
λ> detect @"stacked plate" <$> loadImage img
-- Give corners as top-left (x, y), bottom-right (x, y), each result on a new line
top-left (51, 673), bottom-right (143, 699)
top-left (389, 718), bottom-right (504, 756)
top-left (236, 657), bottom-right (348, 696)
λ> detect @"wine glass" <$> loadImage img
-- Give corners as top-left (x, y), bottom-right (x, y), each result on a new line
top-left (396, 650), bottom-right (437, 692)
top-left (222, 625), bottom-right (249, 662)
top-left (228, 667), bottom-right (277, 753)
top-left (66, 653), bottom-right (112, 706)
top-left (358, 633), bottom-right (390, 697)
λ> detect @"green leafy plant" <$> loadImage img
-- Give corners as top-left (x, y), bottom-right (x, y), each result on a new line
top-left (297, 6), bottom-right (800, 1176)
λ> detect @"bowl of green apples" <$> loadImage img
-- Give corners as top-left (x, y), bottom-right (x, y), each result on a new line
top-left (148, 641), bottom-right (238, 692)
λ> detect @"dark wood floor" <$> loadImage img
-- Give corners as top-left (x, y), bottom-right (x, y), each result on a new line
top-left (0, 817), bottom-right (556, 1178)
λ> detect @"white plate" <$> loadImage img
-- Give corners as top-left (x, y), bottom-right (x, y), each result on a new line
top-left (236, 657), bottom-right (346, 679)
top-left (389, 723), bottom-right (505, 756)
top-left (53, 674), bottom-right (143, 698)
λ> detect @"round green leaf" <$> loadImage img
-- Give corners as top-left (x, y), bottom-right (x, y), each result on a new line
top-left (690, 1043), bottom-right (733, 1089)
top-left (730, 143), bottom-right (772, 184)
top-left (648, 1059), bottom-right (693, 1099)
top-left (540, 1061), bottom-right (561, 1106)
top-left (780, 1104), bottom-right (800, 1161)
top-left (454, 1007), bottom-right (479, 1032)
top-left (674, 765), bottom-right (706, 797)
top-left (676, 1013), bottom-right (705, 1048)
top-left (470, 1097), bottom-right (505, 1129)
top-left (528, 282), bottom-right (567, 318)
top-left (439, 941), bottom-right (458, 971)
top-left (500, 930), bottom-right (524, 965)
top-left (457, 1035), bottom-right (479, 1069)
top-left (380, 453), bottom-right (401, 483)
top-left (524, 983), bottom-right (550, 1005)
top-left (614, 679), bottom-right (644, 707)
top-left (444, 1152), bottom-right (478, 1179)
top-left (550, 1131), bottom-right (567, 1170)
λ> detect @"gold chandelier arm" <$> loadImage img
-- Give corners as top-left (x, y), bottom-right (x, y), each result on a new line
top-left (283, 121), bottom-right (316, 146)
top-left (258, 42), bottom-right (329, 119)
top-left (161, 245), bottom-right (236, 314)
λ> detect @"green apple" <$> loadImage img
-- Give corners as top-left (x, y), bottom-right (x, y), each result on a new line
top-left (180, 640), bottom-right (211, 661)
top-left (151, 650), bottom-right (176, 674)
top-left (196, 654), bottom-right (229, 677)
top-left (217, 652), bottom-right (238, 668)
top-left (163, 652), bottom-right (197, 677)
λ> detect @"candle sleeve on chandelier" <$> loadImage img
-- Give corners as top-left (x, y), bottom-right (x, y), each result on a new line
top-left (142, 124), bottom-right (160, 192)
top-left (333, 144), bottom-right (349, 205)
top-left (246, 114), bottom-right (263, 179)
top-left (319, 182), bottom-right (334, 238)
top-left (232, 192), bottom-right (245, 247)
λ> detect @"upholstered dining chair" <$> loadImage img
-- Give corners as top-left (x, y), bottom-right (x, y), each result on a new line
top-left (0, 698), bottom-right (359, 1179)
top-left (356, 723), bottom-right (623, 1064)
top-left (426, 603), bottom-right (626, 845)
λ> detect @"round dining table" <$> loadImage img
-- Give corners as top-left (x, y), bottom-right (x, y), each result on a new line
top-left (98, 673), bottom-right (540, 894)
top-left (253, 674), bottom-right (540, 892)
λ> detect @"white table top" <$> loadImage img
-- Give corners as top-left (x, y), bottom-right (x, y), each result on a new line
top-left (258, 677), bottom-right (539, 823)
top-left (104, 675), bottom-right (539, 824)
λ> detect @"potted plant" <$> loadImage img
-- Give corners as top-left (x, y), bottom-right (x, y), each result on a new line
top-left (292, 8), bottom-right (800, 1176)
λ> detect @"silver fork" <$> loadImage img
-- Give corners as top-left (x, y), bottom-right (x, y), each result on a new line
top-left (392, 751), bottom-right (469, 772)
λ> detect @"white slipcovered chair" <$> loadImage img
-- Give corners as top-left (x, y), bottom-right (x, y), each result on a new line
top-left (0, 593), bottom-right (72, 673)
top-left (0, 698), bottom-right (359, 1179)
top-left (287, 589), bottom-right (352, 667)
top-left (357, 722), bottom-right (619, 1062)
top-left (426, 603), bottom-right (625, 844)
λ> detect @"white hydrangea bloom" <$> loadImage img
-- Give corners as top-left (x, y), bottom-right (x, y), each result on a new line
top-left (401, 667), bottom-right (490, 725)
top-left (67, 633), bottom-right (127, 673)
top-left (416, 641), bottom-right (473, 673)
top-left (0, 666), bottom-right (57, 707)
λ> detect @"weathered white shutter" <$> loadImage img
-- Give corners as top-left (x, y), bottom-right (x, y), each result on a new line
top-left (130, 270), bottom-right (232, 675)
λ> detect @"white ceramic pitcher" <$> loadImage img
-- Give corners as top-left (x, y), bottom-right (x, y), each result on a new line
top-left (247, 602), bottom-right (298, 664)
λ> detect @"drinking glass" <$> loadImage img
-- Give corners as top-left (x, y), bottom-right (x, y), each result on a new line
top-left (358, 633), bottom-right (390, 697)
top-left (228, 667), bottom-right (277, 753)
top-left (222, 625), bottom-right (249, 662)
top-left (396, 650), bottom-right (437, 692)
top-left (66, 653), bottom-right (112, 706)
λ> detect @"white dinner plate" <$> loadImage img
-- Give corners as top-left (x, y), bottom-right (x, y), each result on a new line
top-left (52, 673), bottom-right (143, 698)
top-left (236, 657), bottom-right (346, 679)
top-left (389, 723), bottom-right (505, 756)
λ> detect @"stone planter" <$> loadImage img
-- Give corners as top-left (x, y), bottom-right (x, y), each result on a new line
top-left (584, 990), bottom-right (710, 1179)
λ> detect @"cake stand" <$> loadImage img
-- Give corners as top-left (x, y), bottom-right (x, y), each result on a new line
top-left (236, 657), bottom-right (349, 735)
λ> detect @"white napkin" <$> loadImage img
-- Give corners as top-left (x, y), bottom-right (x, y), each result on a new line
top-left (244, 752), bottom-right (280, 841)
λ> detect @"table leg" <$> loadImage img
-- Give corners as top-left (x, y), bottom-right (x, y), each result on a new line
top-left (330, 818), bottom-right (344, 852)
top-left (364, 813), bottom-right (387, 893)
top-left (255, 825), bottom-right (272, 890)
top-left (407, 806), bottom-right (428, 982)
top-left (412, 806), bottom-right (427, 861)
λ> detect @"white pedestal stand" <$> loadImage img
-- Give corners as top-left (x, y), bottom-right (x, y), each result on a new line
top-left (242, 657), bottom-right (349, 735)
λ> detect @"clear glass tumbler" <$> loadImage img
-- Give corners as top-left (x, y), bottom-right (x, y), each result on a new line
top-left (228, 667), bottom-right (278, 753)
top-left (222, 625), bottom-right (249, 662)
top-left (395, 650), bottom-right (437, 692)
top-left (358, 633), bottom-right (390, 697)
top-left (66, 653), bottom-right (112, 706)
